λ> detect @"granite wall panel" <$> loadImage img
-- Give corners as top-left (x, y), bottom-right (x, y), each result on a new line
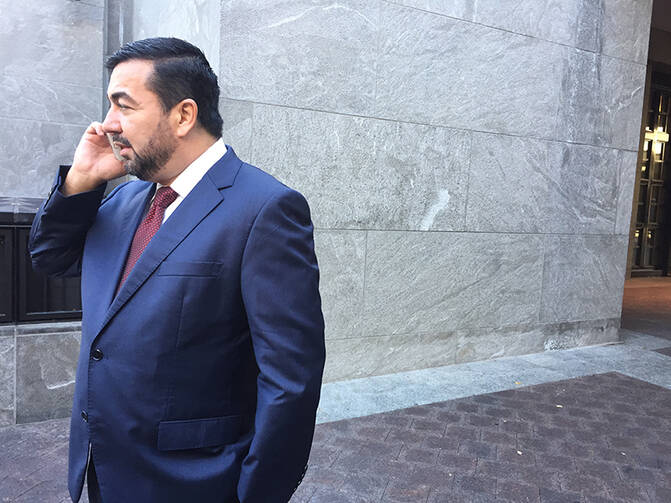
top-left (362, 231), bottom-right (544, 337)
top-left (388, 0), bottom-right (594, 50)
top-left (131, 0), bottom-right (221, 76)
top-left (469, 0), bottom-right (583, 47)
top-left (324, 331), bottom-right (458, 382)
top-left (323, 317), bottom-right (620, 381)
top-left (250, 104), bottom-right (470, 231)
top-left (0, 73), bottom-right (100, 126)
top-left (0, 0), bottom-right (103, 88)
top-left (600, 0), bottom-right (653, 64)
top-left (615, 150), bottom-right (639, 235)
top-left (540, 234), bottom-right (629, 324)
top-left (313, 230), bottom-right (367, 340)
top-left (597, 56), bottom-right (647, 151)
top-left (375, 3), bottom-right (566, 139)
top-left (0, 120), bottom-right (82, 199)
top-left (16, 333), bottom-right (80, 424)
top-left (456, 318), bottom-right (620, 365)
top-left (556, 50), bottom-right (646, 151)
top-left (467, 133), bottom-right (631, 234)
top-left (0, 0), bottom-right (104, 199)
top-left (384, 0), bottom-right (474, 21)
top-left (219, 0), bottom-right (380, 115)
top-left (454, 324), bottom-right (548, 365)
top-left (219, 98), bottom-right (253, 162)
top-left (0, 336), bottom-right (15, 426)
top-left (541, 318), bottom-right (620, 351)
top-left (387, 0), bottom-right (653, 61)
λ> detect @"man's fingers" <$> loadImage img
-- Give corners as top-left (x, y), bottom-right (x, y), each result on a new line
top-left (85, 122), bottom-right (104, 136)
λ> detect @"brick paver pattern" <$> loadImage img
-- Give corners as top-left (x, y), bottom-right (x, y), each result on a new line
top-left (294, 372), bottom-right (671, 503)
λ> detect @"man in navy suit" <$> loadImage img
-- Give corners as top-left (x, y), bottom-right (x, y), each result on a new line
top-left (29, 37), bottom-right (325, 502)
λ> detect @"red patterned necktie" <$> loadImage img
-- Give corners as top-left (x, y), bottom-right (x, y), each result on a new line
top-left (116, 186), bottom-right (178, 293)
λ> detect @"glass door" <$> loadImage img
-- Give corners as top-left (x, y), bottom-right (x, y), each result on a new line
top-left (632, 81), bottom-right (671, 276)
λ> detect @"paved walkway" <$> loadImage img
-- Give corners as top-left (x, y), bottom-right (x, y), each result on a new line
top-left (622, 277), bottom-right (671, 341)
top-left (2, 277), bottom-right (671, 502)
top-left (0, 419), bottom-right (72, 503)
top-left (300, 370), bottom-right (671, 502)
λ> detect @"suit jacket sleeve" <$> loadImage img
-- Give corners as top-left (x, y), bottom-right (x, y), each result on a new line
top-left (28, 165), bottom-right (107, 277)
top-left (237, 187), bottom-right (326, 502)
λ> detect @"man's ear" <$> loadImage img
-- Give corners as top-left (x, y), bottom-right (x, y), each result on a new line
top-left (174, 99), bottom-right (198, 137)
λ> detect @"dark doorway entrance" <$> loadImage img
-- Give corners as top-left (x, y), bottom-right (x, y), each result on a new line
top-left (631, 69), bottom-right (671, 276)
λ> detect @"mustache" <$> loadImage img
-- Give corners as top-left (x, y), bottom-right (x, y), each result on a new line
top-left (111, 134), bottom-right (132, 148)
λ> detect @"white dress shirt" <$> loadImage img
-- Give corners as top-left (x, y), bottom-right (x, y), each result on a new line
top-left (152, 137), bottom-right (227, 223)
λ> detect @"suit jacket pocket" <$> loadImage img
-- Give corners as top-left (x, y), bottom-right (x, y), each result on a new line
top-left (156, 260), bottom-right (223, 277)
top-left (157, 414), bottom-right (242, 451)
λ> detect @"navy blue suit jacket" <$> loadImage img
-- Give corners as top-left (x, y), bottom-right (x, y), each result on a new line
top-left (29, 146), bottom-right (326, 502)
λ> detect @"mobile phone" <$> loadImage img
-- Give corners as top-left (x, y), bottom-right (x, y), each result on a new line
top-left (106, 132), bottom-right (125, 161)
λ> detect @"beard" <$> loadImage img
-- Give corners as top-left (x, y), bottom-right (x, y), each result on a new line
top-left (112, 122), bottom-right (176, 181)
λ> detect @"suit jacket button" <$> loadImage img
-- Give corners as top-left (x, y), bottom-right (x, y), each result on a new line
top-left (91, 348), bottom-right (104, 361)
top-left (81, 410), bottom-right (88, 422)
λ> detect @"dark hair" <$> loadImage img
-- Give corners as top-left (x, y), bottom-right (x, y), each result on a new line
top-left (106, 37), bottom-right (223, 138)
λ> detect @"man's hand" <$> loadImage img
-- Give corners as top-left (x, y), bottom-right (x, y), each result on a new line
top-left (63, 122), bottom-right (127, 195)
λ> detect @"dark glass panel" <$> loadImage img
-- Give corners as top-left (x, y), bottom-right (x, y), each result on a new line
top-left (16, 228), bottom-right (81, 322)
top-left (0, 228), bottom-right (13, 323)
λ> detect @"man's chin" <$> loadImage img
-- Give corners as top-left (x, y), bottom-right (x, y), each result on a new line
top-left (125, 161), bottom-right (157, 181)
top-left (124, 162), bottom-right (143, 180)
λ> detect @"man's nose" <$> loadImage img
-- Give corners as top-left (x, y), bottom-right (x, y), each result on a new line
top-left (102, 109), bottom-right (121, 133)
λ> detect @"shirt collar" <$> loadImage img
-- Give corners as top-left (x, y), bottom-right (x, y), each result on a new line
top-left (158, 138), bottom-right (227, 198)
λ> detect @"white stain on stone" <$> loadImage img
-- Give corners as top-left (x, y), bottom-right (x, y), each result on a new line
top-left (265, 3), bottom-right (375, 29)
top-left (419, 189), bottom-right (450, 231)
top-left (323, 3), bottom-right (376, 27)
top-left (265, 7), bottom-right (320, 29)
top-left (46, 379), bottom-right (76, 390)
top-left (38, 343), bottom-right (77, 391)
top-left (544, 339), bottom-right (563, 351)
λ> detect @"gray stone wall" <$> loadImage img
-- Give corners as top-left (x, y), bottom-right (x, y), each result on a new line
top-left (217, 0), bottom-right (652, 381)
top-left (0, 0), bottom-right (104, 199)
top-left (130, 0), bottom-right (221, 76)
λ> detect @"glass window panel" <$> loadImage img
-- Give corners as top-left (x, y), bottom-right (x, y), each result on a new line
top-left (639, 182), bottom-right (648, 205)
top-left (0, 228), bottom-right (13, 322)
top-left (644, 229), bottom-right (655, 267)
top-left (17, 228), bottom-right (81, 321)
top-left (634, 228), bottom-right (642, 266)
top-left (637, 201), bottom-right (646, 224)
top-left (653, 157), bottom-right (663, 180)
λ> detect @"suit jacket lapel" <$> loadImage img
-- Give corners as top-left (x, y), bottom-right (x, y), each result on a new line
top-left (86, 182), bottom-right (154, 340)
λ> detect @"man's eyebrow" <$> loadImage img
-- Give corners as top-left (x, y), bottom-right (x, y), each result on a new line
top-left (109, 91), bottom-right (139, 106)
